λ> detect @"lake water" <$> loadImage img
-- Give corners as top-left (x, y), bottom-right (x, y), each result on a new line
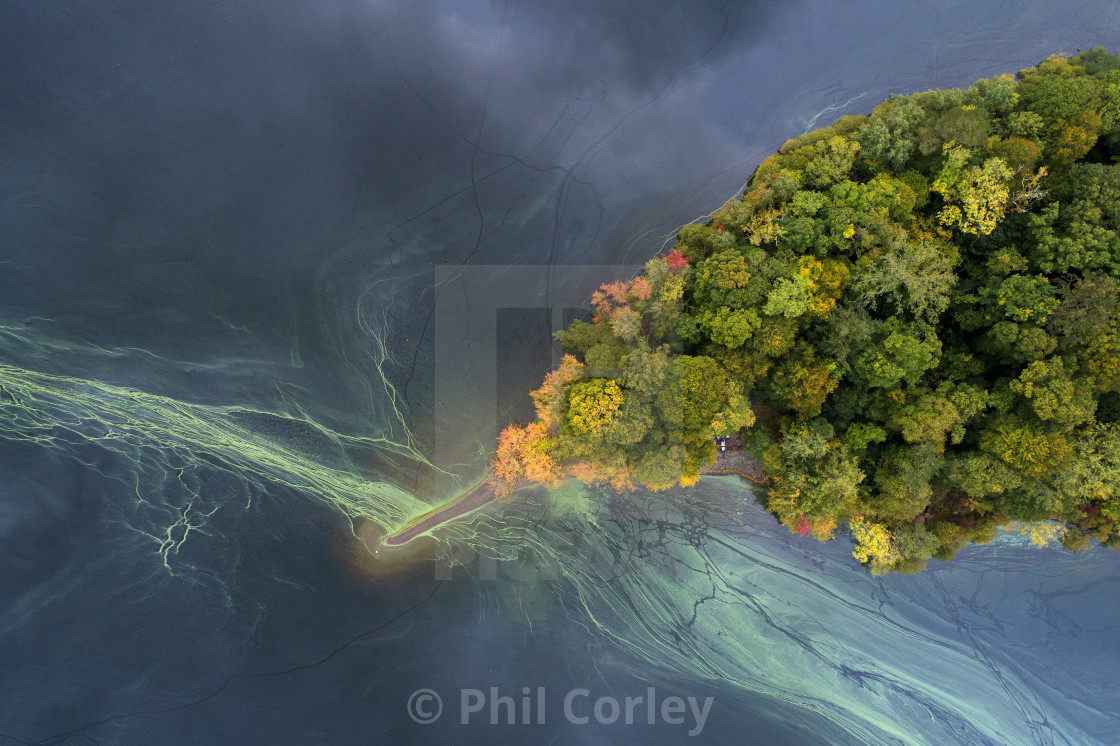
top-left (2, 1), bottom-right (1119, 744)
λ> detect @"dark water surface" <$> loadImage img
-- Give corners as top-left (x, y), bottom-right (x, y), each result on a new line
top-left (2, 2), bottom-right (1119, 744)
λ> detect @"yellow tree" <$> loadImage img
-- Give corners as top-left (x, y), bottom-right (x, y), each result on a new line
top-left (1049, 109), bottom-right (1101, 166)
top-left (564, 379), bottom-right (624, 435)
top-left (932, 143), bottom-right (1013, 235)
top-left (850, 517), bottom-right (901, 571)
top-left (981, 423), bottom-right (1071, 479)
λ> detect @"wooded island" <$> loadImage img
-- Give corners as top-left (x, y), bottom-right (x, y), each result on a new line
top-left (491, 49), bottom-right (1120, 573)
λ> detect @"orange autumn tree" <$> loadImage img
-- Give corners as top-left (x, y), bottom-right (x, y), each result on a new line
top-left (491, 355), bottom-right (584, 499)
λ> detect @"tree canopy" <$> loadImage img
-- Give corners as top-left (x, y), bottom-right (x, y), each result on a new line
top-left (492, 49), bottom-right (1120, 572)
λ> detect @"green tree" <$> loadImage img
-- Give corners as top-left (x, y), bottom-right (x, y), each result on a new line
top-left (675, 223), bottom-right (737, 261)
top-left (633, 445), bottom-right (690, 490)
top-left (1072, 47), bottom-right (1120, 75)
top-left (1050, 273), bottom-right (1120, 349)
top-left (810, 302), bottom-right (880, 373)
top-left (607, 306), bottom-right (642, 343)
top-left (555, 318), bottom-right (615, 356)
top-left (659, 355), bottom-right (736, 435)
top-left (890, 523), bottom-right (940, 573)
top-left (987, 136), bottom-right (1041, 176)
top-left (852, 321), bottom-right (941, 389)
top-left (979, 420), bottom-right (1071, 479)
top-left (869, 442), bottom-right (941, 520)
top-left (699, 306), bottom-right (761, 348)
top-left (979, 321), bottom-right (1056, 364)
top-left (970, 73), bottom-right (1019, 114)
top-left (711, 391), bottom-right (756, 437)
top-left (851, 235), bottom-right (957, 322)
top-left (692, 250), bottom-right (763, 309)
top-left (1018, 54), bottom-right (1120, 139)
top-left (1009, 356), bottom-right (1097, 428)
top-left (1048, 109), bottom-right (1101, 165)
top-left (1060, 423), bottom-right (1120, 523)
top-left (804, 136), bottom-right (861, 188)
top-left (981, 274), bottom-right (1060, 324)
top-left (763, 274), bottom-right (814, 318)
top-left (947, 452), bottom-right (1022, 498)
top-left (768, 342), bottom-right (839, 418)
top-left (843, 422), bottom-right (888, 453)
top-left (917, 106), bottom-right (992, 155)
top-left (889, 390), bottom-right (961, 446)
top-left (1027, 164), bottom-right (1120, 275)
top-left (622, 348), bottom-right (670, 395)
top-left (854, 95), bottom-right (925, 170)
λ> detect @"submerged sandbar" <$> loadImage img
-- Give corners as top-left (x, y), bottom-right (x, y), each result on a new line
top-left (381, 476), bottom-right (508, 547)
top-left (380, 446), bottom-right (769, 548)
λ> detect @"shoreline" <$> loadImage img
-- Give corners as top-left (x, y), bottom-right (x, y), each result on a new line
top-left (380, 450), bottom-right (769, 547)
top-left (701, 449), bottom-right (770, 486)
